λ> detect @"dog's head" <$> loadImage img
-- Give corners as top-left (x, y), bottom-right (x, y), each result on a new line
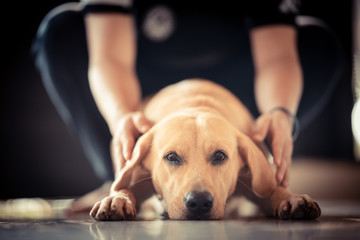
top-left (112, 112), bottom-right (276, 220)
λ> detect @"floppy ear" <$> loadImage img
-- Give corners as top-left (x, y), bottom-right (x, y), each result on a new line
top-left (237, 131), bottom-right (276, 198)
top-left (111, 129), bottom-right (154, 192)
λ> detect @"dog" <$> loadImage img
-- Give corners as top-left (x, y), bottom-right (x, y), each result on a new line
top-left (90, 79), bottom-right (321, 220)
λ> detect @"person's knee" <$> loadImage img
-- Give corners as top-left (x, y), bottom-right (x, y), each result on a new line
top-left (34, 3), bottom-right (84, 54)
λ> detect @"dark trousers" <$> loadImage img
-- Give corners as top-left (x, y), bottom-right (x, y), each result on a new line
top-left (33, 3), bottom-right (343, 182)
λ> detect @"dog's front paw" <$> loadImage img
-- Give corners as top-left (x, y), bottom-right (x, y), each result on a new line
top-left (90, 192), bottom-right (136, 221)
top-left (275, 194), bottom-right (321, 220)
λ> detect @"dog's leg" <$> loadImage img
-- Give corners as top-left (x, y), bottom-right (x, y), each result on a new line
top-left (90, 188), bottom-right (136, 221)
top-left (89, 166), bottom-right (156, 221)
top-left (270, 187), bottom-right (321, 220)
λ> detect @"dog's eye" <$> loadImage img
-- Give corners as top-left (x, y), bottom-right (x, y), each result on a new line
top-left (211, 151), bottom-right (227, 165)
top-left (165, 152), bottom-right (182, 166)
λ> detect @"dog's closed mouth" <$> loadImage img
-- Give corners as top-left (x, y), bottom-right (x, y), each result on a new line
top-left (185, 213), bottom-right (212, 220)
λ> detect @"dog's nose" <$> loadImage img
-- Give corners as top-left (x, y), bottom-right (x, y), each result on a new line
top-left (184, 191), bottom-right (213, 216)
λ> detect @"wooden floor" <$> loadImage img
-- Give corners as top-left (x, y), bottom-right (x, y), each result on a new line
top-left (0, 206), bottom-right (359, 240)
top-left (1, 158), bottom-right (359, 240)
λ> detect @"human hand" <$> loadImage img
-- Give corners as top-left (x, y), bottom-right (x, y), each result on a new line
top-left (111, 112), bottom-right (152, 172)
top-left (252, 109), bottom-right (295, 188)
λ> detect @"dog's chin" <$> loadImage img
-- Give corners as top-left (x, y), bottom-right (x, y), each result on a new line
top-left (185, 213), bottom-right (212, 220)
top-left (166, 211), bottom-right (223, 220)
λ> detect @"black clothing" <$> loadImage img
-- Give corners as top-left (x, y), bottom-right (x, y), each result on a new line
top-left (32, 1), bottom-right (342, 181)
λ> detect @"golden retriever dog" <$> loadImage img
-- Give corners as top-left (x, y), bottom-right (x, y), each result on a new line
top-left (90, 79), bottom-right (321, 220)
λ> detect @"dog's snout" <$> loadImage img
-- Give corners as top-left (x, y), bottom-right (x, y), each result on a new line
top-left (184, 191), bottom-right (213, 217)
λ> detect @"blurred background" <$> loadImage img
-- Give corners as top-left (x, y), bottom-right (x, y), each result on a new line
top-left (1, 0), bottom-right (357, 200)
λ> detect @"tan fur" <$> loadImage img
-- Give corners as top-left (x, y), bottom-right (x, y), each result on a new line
top-left (90, 79), bottom-right (321, 220)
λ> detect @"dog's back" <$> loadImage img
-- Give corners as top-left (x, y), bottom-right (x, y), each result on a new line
top-left (143, 79), bottom-right (254, 136)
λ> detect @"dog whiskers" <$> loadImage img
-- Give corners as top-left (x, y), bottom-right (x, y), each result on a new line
top-left (237, 178), bottom-right (253, 192)
top-left (132, 176), bottom-right (153, 185)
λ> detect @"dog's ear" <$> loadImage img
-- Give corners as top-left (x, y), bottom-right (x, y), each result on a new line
top-left (111, 129), bottom-right (154, 192)
top-left (237, 131), bottom-right (276, 198)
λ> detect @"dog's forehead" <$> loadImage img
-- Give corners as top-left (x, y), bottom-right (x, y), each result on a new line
top-left (153, 113), bottom-right (237, 153)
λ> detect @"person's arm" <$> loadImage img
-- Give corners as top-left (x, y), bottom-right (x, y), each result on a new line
top-left (85, 13), bottom-right (151, 175)
top-left (250, 25), bottom-right (303, 187)
top-left (86, 13), bottom-right (139, 133)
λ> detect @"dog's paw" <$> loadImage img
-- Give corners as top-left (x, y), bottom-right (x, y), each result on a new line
top-left (90, 193), bottom-right (136, 221)
top-left (275, 194), bottom-right (321, 220)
